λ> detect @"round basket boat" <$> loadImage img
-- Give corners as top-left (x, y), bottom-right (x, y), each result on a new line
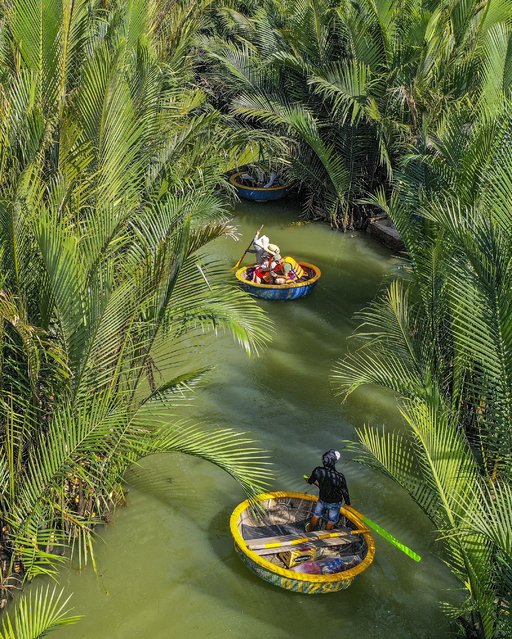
top-left (235, 262), bottom-right (321, 301)
top-left (230, 491), bottom-right (375, 594)
top-left (229, 172), bottom-right (291, 202)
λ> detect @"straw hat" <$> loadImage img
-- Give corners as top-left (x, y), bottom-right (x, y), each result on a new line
top-left (267, 243), bottom-right (281, 256)
top-left (254, 236), bottom-right (281, 256)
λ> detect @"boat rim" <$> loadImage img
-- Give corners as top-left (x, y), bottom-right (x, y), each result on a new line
top-left (235, 262), bottom-right (321, 290)
top-left (229, 171), bottom-right (292, 192)
top-left (230, 491), bottom-right (376, 584)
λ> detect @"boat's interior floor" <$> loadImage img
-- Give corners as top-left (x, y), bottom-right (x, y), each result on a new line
top-left (242, 519), bottom-right (309, 540)
top-left (240, 499), bottom-right (366, 575)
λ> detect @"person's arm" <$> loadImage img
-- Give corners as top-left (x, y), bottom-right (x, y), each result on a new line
top-left (248, 233), bottom-right (261, 255)
top-left (307, 467), bottom-right (320, 487)
top-left (341, 474), bottom-right (351, 506)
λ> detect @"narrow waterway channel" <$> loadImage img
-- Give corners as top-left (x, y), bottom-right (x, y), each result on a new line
top-left (52, 201), bottom-right (458, 638)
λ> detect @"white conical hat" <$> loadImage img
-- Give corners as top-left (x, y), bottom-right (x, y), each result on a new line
top-left (254, 234), bottom-right (270, 251)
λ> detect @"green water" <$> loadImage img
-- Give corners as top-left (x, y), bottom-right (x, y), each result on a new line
top-left (53, 201), bottom-right (458, 638)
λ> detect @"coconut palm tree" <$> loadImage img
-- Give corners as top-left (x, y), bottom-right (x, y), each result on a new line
top-left (0, 0), bottom-right (272, 605)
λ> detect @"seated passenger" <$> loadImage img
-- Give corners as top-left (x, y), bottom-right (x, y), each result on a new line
top-left (252, 254), bottom-right (277, 284)
top-left (272, 255), bottom-right (305, 284)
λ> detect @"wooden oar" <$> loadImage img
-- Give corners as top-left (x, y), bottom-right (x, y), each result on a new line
top-left (233, 224), bottom-right (264, 270)
top-left (302, 475), bottom-right (422, 562)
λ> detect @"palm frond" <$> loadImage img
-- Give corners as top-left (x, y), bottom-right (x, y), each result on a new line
top-left (0, 587), bottom-right (80, 639)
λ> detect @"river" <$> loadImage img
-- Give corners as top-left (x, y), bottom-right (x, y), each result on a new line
top-left (52, 200), bottom-right (458, 638)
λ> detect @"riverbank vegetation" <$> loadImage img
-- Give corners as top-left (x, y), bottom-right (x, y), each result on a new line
top-left (202, 0), bottom-right (512, 230)
top-left (333, 104), bottom-right (512, 638)
top-left (326, 6), bottom-right (512, 639)
top-left (0, 0), bottom-right (272, 627)
top-left (0, 0), bottom-right (511, 637)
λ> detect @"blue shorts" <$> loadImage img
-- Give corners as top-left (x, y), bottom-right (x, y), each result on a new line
top-left (313, 499), bottom-right (342, 524)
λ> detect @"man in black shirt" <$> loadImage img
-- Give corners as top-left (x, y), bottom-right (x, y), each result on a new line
top-left (305, 449), bottom-right (351, 531)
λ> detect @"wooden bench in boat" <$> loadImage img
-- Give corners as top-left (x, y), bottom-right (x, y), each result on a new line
top-left (245, 528), bottom-right (368, 556)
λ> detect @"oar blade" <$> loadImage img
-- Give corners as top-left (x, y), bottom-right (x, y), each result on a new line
top-left (360, 514), bottom-right (422, 562)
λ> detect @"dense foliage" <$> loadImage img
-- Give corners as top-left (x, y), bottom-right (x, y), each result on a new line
top-left (202, 0), bottom-right (512, 228)
top-left (327, 9), bottom-right (512, 639)
top-left (0, 0), bottom-right (511, 638)
top-left (334, 119), bottom-right (512, 635)
top-left (0, 0), bottom-right (273, 613)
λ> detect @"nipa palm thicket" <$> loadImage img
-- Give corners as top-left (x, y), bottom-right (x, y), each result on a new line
top-left (201, 0), bottom-right (512, 228)
top-left (0, 0), bottom-right (272, 607)
top-left (198, 2), bottom-right (512, 634)
top-left (333, 101), bottom-right (512, 639)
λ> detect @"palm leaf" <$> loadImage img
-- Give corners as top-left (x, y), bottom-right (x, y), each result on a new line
top-left (0, 587), bottom-right (80, 639)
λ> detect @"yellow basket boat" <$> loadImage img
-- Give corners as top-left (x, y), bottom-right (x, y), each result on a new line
top-left (230, 491), bottom-right (375, 594)
top-left (235, 262), bottom-right (321, 300)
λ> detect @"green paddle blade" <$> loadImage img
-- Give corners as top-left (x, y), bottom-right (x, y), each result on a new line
top-left (358, 513), bottom-right (422, 562)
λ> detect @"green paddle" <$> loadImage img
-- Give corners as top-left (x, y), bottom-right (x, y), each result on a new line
top-left (302, 475), bottom-right (422, 562)
top-left (346, 507), bottom-right (422, 562)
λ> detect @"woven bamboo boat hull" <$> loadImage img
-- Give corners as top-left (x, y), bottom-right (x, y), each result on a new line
top-left (235, 262), bottom-right (321, 300)
top-left (229, 172), bottom-right (290, 201)
top-left (233, 544), bottom-right (354, 593)
top-left (230, 491), bottom-right (375, 594)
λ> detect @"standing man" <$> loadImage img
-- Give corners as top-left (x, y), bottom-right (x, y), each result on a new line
top-left (249, 233), bottom-right (280, 265)
top-left (305, 450), bottom-right (351, 531)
